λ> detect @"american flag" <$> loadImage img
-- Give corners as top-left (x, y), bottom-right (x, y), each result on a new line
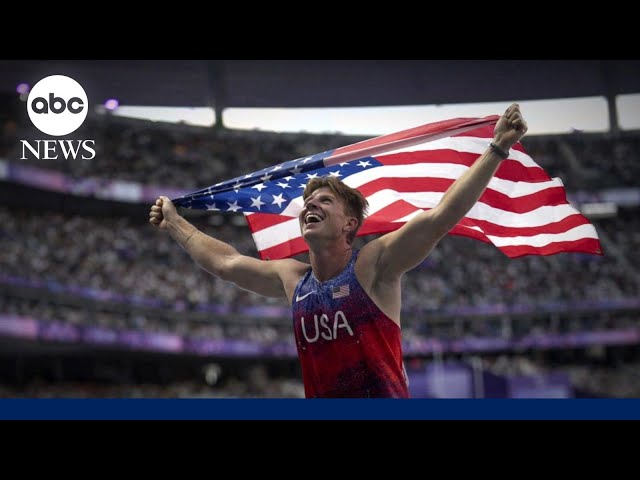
top-left (171, 115), bottom-right (602, 260)
top-left (332, 285), bottom-right (350, 299)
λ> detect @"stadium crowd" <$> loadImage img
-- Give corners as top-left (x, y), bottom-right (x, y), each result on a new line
top-left (1, 110), bottom-right (639, 397)
top-left (0, 205), bottom-right (637, 318)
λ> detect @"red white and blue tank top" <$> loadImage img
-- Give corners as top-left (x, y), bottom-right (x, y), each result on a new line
top-left (292, 249), bottom-right (409, 398)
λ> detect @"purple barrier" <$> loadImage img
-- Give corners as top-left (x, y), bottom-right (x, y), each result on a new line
top-left (507, 372), bottom-right (573, 398)
top-left (239, 305), bottom-right (289, 318)
top-left (3, 158), bottom-right (639, 207)
top-left (420, 362), bottom-right (473, 398)
top-left (82, 326), bottom-right (119, 345)
top-left (1, 314), bottom-right (638, 358)
top-left (2, 273), bottom-right (639, 321)
top-left (0, 315), bottom-right (39, 339)
top-left (143, 185), bottom-right (190, 203)
top-left (2, 160), bottom-right (191, 203)
top-left (8, 163), bottom-right (68, 193)
top-left (408, 361), bottom-right (573, 398)
top-left (39, 320), bottom-right (82, 343)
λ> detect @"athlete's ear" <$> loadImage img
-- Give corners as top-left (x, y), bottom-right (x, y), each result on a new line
top-left (344, 216), bottom-right (358, 233)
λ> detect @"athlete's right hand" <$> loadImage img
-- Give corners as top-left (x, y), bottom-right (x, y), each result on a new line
top-left (149, 196), bottom-right (178, 229)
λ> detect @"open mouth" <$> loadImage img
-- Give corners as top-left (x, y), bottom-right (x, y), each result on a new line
top-left (304, 213), bottom-right (324, 225)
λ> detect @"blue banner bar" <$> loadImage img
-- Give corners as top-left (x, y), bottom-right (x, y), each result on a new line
top-left (1, 399), bottom-right (639, 420)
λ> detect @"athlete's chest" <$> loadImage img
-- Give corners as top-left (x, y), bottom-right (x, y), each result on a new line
top-left (293, 275), bottom-right (371, 342)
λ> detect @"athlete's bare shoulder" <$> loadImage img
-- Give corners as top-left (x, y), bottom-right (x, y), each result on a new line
top-left (354, 237), bottom-right (402, 325)
top-left (353, 238), bottom-right (385, 292)
top-left (268, 257), bottom-right (310, 275)
top-left (268, 257), bottom-right (311, 301)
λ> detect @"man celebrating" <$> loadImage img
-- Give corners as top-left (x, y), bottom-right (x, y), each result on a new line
top-left (149, 104), bottom-right (528, 398)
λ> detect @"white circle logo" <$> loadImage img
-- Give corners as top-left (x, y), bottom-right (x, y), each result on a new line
top-left (27, 75), bottom-right (88, 136)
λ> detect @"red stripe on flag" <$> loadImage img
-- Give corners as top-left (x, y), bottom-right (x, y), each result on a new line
top-left (245, 212), bottom-right (295, 231)
top-left (359, 216), bottom-right (494, 243)
top-left (453, 125), bottom-right (528, 155)
top-left (500, 238), bottom-right (604, 258)
top-left (476, 186), bottom-right (569, 213)
top-left (324, 118), bottom-right (499, 168)
top-left (257, 236), bottom-right (309, 261)
top-left (356, 177), bottom-right (569, 213)
top-left (333, 116), bottom-right (500, 157)
top-left (363, 211), bottom-right (594, 242)
top-left (358, 200), bottom-right (422, 235)
top-left (376, 150), bottom-right (551, 182)
top-left (247, 211), bottom-right (599, 261)
top-left (448, 224), bottom-right (492, 242)
top-left (457, 214), bottom-right (593, 238)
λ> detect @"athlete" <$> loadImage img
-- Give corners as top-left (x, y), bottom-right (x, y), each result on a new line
top-left (149, 103), bottom-right (528, 397)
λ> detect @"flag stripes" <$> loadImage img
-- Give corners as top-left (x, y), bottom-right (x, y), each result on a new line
top-left (171, 116), bottom-right (602, 260)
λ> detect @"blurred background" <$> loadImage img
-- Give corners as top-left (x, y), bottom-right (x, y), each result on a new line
top-left (0, 59), bottom-right (639, 398)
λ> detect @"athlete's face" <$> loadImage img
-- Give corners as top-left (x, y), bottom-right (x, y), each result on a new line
top-left (300, 187), bottom-right (352, 242)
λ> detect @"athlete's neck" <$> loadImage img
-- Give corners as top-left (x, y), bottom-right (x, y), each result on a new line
top-left (309, 244), bottom-right (353, 283)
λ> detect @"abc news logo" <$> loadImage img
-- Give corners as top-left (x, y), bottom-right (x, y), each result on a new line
top-left (21, 75), bottom-right (95, 160)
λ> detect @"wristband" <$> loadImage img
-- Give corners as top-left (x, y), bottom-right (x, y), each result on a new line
top-left (489, 142), bottom-right (510, 160)
top-left (183, 229), bottom-right (199, 246)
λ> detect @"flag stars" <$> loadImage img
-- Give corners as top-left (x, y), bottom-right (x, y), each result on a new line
top-left (206, 203), bottom-right (219, 211)
top-left (276, 181), bottom-right (291, 189)
top-left (233, 182), bottom-right (243, 192)
top-left (290, 165), bottom-right (302, 175)
top-left (271, 193), bottom-right (287, 208)
top-left (329, 170), bottom-right (342, 178)
top-left (357, 160), bottom-right (372, 168)
top-left (301, 156), bottom-right (312, 164)
top-left (306, 173), bottom-right (319, 180)
top-left (260, 173), bottom-right (272, 182)
top-left (251, 183), bottom-right (267, 192)
top-left (227, 201), bottom-right (242, 212)
top-left (250, 196), bottom-right (266, 210)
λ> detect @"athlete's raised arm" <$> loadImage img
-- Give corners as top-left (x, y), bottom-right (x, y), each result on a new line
top-left (149, 196), bottom-right (308, 300)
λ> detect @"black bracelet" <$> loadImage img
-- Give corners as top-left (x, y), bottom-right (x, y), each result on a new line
top-left (183, 229), bottom-right (199, 247)
top-left (489, 142), bottom-right (510, 160)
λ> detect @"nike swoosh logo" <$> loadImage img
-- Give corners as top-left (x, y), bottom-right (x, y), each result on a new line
top-left (295, 291), bottom-right (315, 302)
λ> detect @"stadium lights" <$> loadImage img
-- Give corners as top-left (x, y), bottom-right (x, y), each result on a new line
top-left (104, 99), bottom-right (119, 111)
top-left (580, 202), bottom-right (618, 219)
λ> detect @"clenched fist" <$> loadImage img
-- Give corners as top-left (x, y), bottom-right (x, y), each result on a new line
top-left (149, 196), bottom-right (178, 229)
top-left (493, 103), bottom-right (528, 153)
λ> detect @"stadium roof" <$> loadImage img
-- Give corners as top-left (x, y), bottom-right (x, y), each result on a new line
top-left (0, 60), bottom-right (639, 110)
